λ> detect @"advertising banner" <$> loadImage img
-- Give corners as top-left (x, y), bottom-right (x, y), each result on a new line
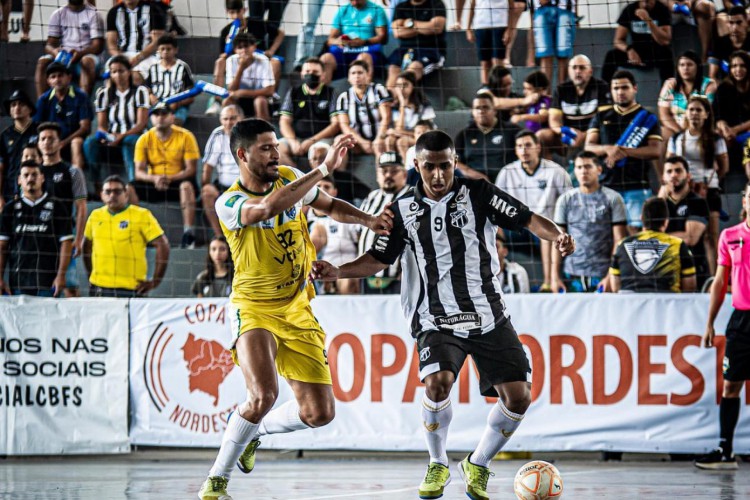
top-left (129, 295), bottom-right (750, 453)
top-left (0, 297), bottom-right (130, 455)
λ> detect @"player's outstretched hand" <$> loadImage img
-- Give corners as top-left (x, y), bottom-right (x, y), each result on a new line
top-left (703, 325), bottom-right (715, 348)
top-left (370, 206), bottom-right (394, 235)
top-left (309, 260), bottom-right (340, 281)
top-left (324, 134), bottom-right (356, 173)
top-left (556, 233), bottom-right (575, 257)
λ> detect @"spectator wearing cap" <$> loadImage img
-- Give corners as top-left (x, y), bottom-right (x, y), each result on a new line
top-left (34, 62), bottom-right (93, 171)
top-left (84, 55), bottom-right (150, 189)
top-left (34, 0), bottom-right (104, 97)
top-left (278, 57), bottom-right (340, 167)
top-left (201, 104), bottom-right (244, 238)
top-left (132, 102), bottom-right (200, 249)
top-left (0, 160), bottom-right (73, 297)
top-left (320, 0), bottom-right (389, 83)
top-left (144, 34), bottom-right (196, 126)
top-left (0, 90), bottom-right (38, 209)
top-left (207, 0), bottom-right (285, 116)
top-left (495, 231), bottom-right (530, 294)
top-left (223, 32), bottom-right (275, 121)
top-left (83, 175), bottom-right (170, 297)
top-left (357, 151), bottom-right (412, 294)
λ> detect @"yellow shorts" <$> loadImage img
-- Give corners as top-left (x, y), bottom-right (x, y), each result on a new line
top-left (228, 294), bottom-right (331, 385)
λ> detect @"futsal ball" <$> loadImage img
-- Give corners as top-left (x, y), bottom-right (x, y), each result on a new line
top-left (513, 460), bottom-right (563, 500)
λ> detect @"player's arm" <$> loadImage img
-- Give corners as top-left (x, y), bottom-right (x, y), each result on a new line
top-left (82, 237), bottom-right (92, 278)
top-left (681, 274), bottom-right (697, 293)
top-left (0, 239), bottom-right (9, 294)
top-left (671, 219), bottom-right (707, 246)
top-left (610, 274), bottom-right (622, 293)
top-left (238, 135), bottom-right (355, 226)
top-left (704, 264), bottom-right (729, 347)
top-left (310, 252), bottom-right (389, 281)
top-left (137, 234), bottom-right (170, 295)
top-left (310, 222), bottom-right (327, 253)
top-left (526, 213), bottom-right (575, 257)
top-left (308, 190), bottom-right (393, 234)
top-left (53, 238), bottom-right (73, 297)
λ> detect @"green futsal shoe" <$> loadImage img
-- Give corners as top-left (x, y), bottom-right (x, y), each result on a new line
top-left (198, 475), bottom-right (232, 500)
top-left (237, 438), bottom-right (261, 473)
top-left (458, 455), bottom-right (494, 500)
top-left (418, 462), bottom-right (452, 499)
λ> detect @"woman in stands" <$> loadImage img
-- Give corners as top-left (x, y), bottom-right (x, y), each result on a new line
top-left (658, 50), bottom-right (717, 155)
top-left (714, 50), bottom-right (750, 165)
top-left (83, 55), bottom-right (149, 189)
top-left (667, 95), bottom-right (728, 277)
top-left (192, 236), bottom-right (234, 298)
top-left (385, 71), bottom-right (436, 163)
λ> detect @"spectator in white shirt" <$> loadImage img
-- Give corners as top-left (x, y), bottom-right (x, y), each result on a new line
top-left (223, 32), bottom-right (275, 121)
top-left (495, 231), bottom-right (530, 293)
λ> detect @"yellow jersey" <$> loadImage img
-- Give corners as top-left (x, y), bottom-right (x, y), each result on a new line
top-left (134, 125), bottom-right (200, 177)
top-left (215, 167), bottom-right (320, 305)
top-left (84, 204), bottom-right (165, 290)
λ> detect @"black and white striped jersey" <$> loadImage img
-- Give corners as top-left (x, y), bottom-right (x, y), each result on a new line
top-left (358, 184), bottom-right (412, 279)
top-left (106, 1), bottom-right (167, 53)
top-left (334, 83), bottom-right (392, 141)
top-left (367, 178), bottom-right (532, 338)
top-left (95, 85), bottom-right (150, 134)
top-left (144, 59), bottom-right (194, 100)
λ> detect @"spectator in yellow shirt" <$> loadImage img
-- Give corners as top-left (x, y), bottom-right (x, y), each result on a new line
top-left (132, 101), bottom-right (200, 247)
top-left (83, 175), bottom-right (170, 297)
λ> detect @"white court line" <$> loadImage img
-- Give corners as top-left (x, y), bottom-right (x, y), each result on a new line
top-left (287, 486), bottom-right (415, 500)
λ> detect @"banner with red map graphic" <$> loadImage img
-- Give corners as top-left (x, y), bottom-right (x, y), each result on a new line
top-left (128, 298), bottom-right (279, 446)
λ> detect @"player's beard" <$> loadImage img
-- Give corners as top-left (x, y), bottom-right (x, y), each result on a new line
top-left (258, 162), bottom-right (280, 183)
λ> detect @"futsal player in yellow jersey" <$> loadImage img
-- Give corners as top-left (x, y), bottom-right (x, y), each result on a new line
top-left (199, 119), bottom-right (393, 499)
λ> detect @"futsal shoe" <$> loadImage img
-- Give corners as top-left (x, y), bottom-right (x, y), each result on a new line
top-left (458, 455), bottom-right (493, 500)
top-left (694, 449), bottom-right (739, 470)
top-left (237, 438), bottom-right (261, 473)
top-left (418, 462), bottom-right (451, 499)
top-left (198, 475), bottom-right (232, 499)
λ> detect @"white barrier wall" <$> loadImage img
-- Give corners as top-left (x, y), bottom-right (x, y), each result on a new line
top-left (128, 295), bottom-right (750, 453)
top-left (0, 297), bottom-right (130, 455)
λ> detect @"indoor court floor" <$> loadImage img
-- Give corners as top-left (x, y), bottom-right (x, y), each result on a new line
top-left (0, 450), bottom-right (748, 499)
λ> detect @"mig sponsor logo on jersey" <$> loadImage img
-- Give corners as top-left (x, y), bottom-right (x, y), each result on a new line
top-left (489, 195), bottom-right (518, 217)
top-left (624, 239), bottom-right (669, 274)
top-left (142, 302), bottom-right (240, 436)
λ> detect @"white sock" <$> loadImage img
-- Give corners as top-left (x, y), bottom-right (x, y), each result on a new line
top-left (209, 412), bottom-right (259, 479)
top-left (422, 395), bottom-right (452, 467)
top-left (257, 400), bottom-right (309, 436)
top-left (470, 399), bottom-right (525, 467)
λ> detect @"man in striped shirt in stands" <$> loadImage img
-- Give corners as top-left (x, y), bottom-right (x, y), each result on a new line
top-left (144, 34), bottom-right (195, 125)
top-left (311, 130), bottom-right (575, 500)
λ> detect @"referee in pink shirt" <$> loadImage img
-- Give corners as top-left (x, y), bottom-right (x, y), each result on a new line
top-left (696, 182), bottom-right (750, 471)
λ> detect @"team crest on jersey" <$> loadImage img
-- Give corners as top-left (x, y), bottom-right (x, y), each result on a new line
top-left (491, 135), bottom-right (503, 145)
top-left (286, 206), bottom-right (297, 220)
top-left (450, 209), bottom-right (468, 228)
top-left (318, 100), bottom-right (329, 110)
top-left (120, 220), bottom-right (129, 229)
top-left (14, 202), bottom-right (21, 209)
top-left (538, 179), bottom-right (547, 190)
top-left (624, 239), bottom-right (669, 274)
top-left (39, 210), bottom-right (52, 221)
top-left (44, 201), bottom-right (54, 209)
top-left (419, 347), bottom-right (431, 362)
top-left (677, 205), bottom-right (688, 217)
top-left (53, 172), bottom-right (63, 183)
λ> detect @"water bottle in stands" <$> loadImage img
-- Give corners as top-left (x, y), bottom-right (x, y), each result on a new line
top-left (54, 50), bottom-right (73, 68)
top-left (95, 130), bottom-right (116, 143)
top-left (671, 3), bottom-right (690, 16)
top-left (402, 49), bottom-right (414, 71)
top-left (736, 130), bottom-right (750, 146)
top-left (721, 60), bottom-right (730, 74)
top-left (224, 19), bottom-right (241, 55)
top-left (561, 126), bottom-right (578, 146)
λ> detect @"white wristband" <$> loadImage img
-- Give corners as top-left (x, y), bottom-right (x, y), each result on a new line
top-left (316, 163), bottom-right (329, 177)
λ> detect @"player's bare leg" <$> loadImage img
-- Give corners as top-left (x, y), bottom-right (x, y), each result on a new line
top-left (419, 371), bottom-right (454, 499)
top-left (459, 381), bottom-right (531, 500)
top-left (199, 329), bottom-right (278, 499)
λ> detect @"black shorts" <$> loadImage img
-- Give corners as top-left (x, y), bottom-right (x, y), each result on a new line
top-left (416, 320), bottom-right (531, 397)
top-left (724, 309), bottom-right (750, 381)
top-left (706, 188), bottom-right (722, 213)
top-left (387, 47), bottom-right (445, 75)
top-left (133, 178), bottom-right (198, 203)
top-left (475, 27), bottom-right (507, 62)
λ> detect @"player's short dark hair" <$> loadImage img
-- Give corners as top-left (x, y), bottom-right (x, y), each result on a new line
top-left (473, 92), bottom-right (494, 105)
top-left (20, 159), bottom-right (40, 170)
top-left (515, 129), bottom-right (539, 144)
top-left (320, 175), bottom-right (336, 185)
top-left (108, 54), bottom-right (132, 71)
top-left (665, 155), bottom-right (690, 172)
top-left (576, 150), bottom-right (599, 163)
top-left (230, 118), bottom-right (276, 163)
top-left (303, 57), bottom-right (325, 70)
top-left (349, 59), bottom-right (370, 73)
top-left (488, 65), bottom-right (512, 96)
top-left (415, 119), bottom-right (436, 130)
top-left (37, 121), bottom-right (62, 138)
top-left (225, 0), bottom-right (243, 9)
top-left (525, 70), bottom-right (549, 90)
top-left (416, 130), bottom-right (454, 156)
top-left (728, 5), bottom-right (747, 17)
top-left (641, 197), bottom-right (669, 230)
top-left (22, 143), bottom-right (41, 157)
top-left (233, 32), bottom-right (257, 49)
top-left (102, 175), bottom-right (127, 189)
top-left (156, 34), bottom-right (178, 48)
top-left (612, 70), bottom-right (637, 86)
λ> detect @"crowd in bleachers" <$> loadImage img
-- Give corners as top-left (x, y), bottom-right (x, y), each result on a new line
top-left (2, 0), bottom-right (750, 297)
